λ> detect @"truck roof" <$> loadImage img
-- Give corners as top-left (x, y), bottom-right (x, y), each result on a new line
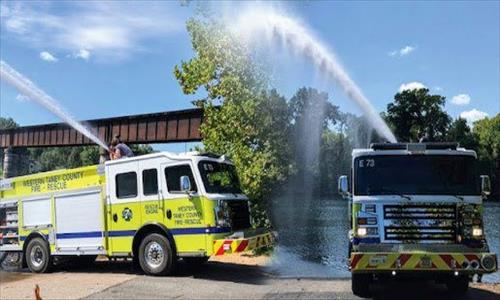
top-left (104, 151), bottom-right (233, 166)
top-left (352, 143), bottom-right (477, 158)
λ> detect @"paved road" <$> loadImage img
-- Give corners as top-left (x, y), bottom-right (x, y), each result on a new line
top-left (1, 260), bottom-right (499, 299)
top-left (86, 261), bottom-right (499, 300)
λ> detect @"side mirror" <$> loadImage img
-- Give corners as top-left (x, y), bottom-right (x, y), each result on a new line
top-left (180, 176), bottom-right (191, 193)
top-left (338, 175), bottom-right (349, 197)
top-left (481, 175), bottom-right (491, 197)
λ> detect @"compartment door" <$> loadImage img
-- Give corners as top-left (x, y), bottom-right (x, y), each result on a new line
top-left (54, 189), bottom-right (105, 255)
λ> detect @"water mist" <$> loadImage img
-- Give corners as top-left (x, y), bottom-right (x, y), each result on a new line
top-left (225, 5), bottom-right (396, 277)
top-left (231, 8), bottom-right (397, 143)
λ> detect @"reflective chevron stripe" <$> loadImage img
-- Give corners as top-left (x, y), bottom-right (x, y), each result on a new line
top-left (213, 232), bottom-right (274, 256)
top-left (351, 252), bottom-right (495, 272)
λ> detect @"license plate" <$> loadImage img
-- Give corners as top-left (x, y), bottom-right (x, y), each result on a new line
top-left (421, 256), bottom-right (432, 268)
top-left (369, 256), bottom-right (387, 265)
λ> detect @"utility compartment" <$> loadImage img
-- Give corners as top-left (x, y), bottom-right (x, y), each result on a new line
top-left (0, 200), bottom-right (20, 252)
top-left (54, 188), bottom-right (106, 255)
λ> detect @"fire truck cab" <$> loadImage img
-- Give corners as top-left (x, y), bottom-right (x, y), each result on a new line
top-left (338, 143), bottom-right (497, 297)
top-left (0, 152), bottom-right (273, 275)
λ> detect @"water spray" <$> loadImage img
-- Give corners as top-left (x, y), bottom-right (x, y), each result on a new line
top-left (0, 60), bottom-right (109, 151)
top-left (231, 8), bottom-right (397, 143)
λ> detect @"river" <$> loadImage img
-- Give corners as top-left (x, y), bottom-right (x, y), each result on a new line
top-left (270, 198), bottom-right (500, 283)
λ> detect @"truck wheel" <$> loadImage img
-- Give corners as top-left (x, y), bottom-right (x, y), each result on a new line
top-left (352, 273), bottom-right (372, 298)
top-left (446, 276), bottom-right (469, 295)
top-left (26, 237), bottom-right (53, 273)
top-left (138, 233), bottom-right (175, 276)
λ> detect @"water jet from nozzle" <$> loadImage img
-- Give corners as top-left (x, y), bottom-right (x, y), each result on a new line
top-left (0, 60), bottom-right (109, 151)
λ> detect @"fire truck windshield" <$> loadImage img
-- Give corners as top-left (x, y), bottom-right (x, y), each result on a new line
top-left (198, 161), bottom-right (243, 194)
top-left (354, 155), bottom-right (480, 196)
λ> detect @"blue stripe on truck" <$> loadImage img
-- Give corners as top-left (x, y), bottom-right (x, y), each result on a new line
top-left (20, 227), bottom-right (232, 240)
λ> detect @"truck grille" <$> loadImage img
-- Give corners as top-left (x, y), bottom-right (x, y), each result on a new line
top-left (383, 204), bottom-right (457, 242)
top-left (227, 200), bottom-right (251, 231)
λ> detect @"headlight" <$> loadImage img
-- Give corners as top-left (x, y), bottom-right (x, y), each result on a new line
top-left (472, 227), bottom-right (483, 237)
top-left (215, 201), bottom-right (231, 227)
top-left (357, 228), bottom-right (367, 236)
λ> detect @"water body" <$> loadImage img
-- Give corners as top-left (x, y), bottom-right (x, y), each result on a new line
top-left (270, 198), bottom-right (500, 283)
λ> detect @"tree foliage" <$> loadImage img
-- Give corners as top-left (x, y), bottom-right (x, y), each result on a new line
top-left (446, 118), bottom-right (478, 150)
top-left (174, 19), bottom-right (291, 226)
top-left (385, 88), bottom-right (451, 142)
top-left (473, 115), bottom-right (500, 162)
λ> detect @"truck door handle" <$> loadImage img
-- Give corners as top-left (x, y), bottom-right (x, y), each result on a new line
top-left (113, 213), bottom-right (118, 222)
top-left (166, 209), bottom-right (172, 219)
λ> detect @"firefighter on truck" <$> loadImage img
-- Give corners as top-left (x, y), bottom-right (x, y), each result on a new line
top-left (0, 152), bottom-right (274, 275)
top-left (338, 143), bottom-right (497, 298)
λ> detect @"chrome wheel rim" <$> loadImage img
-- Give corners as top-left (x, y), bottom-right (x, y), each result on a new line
top-left (30, 245), bottom-right (44, 268)
top-left (144, 241), bottom-right (164, 268)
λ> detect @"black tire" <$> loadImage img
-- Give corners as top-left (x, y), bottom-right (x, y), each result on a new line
top-left (352, 273), bottom-right (372, 298)
top-left (138, 233), bottom-right (176, 276)
top-left (446, 276), bottom-right (469, 296)
top-left (0, 252), bottom-right (22, 270)
top-left (183, 257), bottom-right (209, 266)
top-left (25, 237), bottom-right (53, 273)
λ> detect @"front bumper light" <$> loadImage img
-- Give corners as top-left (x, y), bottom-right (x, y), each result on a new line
top-left (356, 227), bottom-right (378, 237)
top-left (357, 228), bottom-right (367, 236)
top-left (472, 227), bottom-right (483, 237)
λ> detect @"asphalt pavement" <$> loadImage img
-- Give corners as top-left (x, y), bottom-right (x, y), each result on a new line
top-left (1, 260), bottom-right (499, 299)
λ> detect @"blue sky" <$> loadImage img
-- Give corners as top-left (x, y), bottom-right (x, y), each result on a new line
top-left (1, 1), bottom-right (499, 152)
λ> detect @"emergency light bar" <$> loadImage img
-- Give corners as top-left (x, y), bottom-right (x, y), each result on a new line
top-left (370, 142), bottom-right (458, 151)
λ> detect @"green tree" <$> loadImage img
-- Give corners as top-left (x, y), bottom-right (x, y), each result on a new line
top-left (0, 117), bottom-right (18, 130)
top-left (473, 114), bottom-right (500, 199)
top-left (288, 88), bottom-right (341, 195)
top-left (319, 131), bottom-right (352, 195)
top-left (473, 115), bottom-right (500, 161)
top-left (446, 118), bottom-right (478, 149)
top-left (0, 118), bottom-right (17, 174)
top-left (385, 89), bottom-right (451, 142)
top-left (174, 19), bottom-right (291, 226)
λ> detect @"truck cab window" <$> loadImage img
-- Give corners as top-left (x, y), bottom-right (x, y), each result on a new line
top-left (142, 169), bottom-right (158, 196)
top-left (116, 172), bottom-right (138, 198)
top-left (165, 165), bottom-right (197, 192)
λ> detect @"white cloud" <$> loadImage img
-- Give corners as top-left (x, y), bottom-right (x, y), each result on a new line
top-left (389, 45), bottom-right (416, 57)
top-left (73, 49), bottom-right (91, 61)
top-left (460, 109), bottom-right (489, 126)
top-left (39, 51), bottom-right (58, 62)
top-left (451, 94), bottom-right (471, 106)
top-left (16, 94), bottom-right (29, 102)
top-left (0, 2), bottom-right (184, 61)
top-left (434, 86), bottom-right (443, 92)
top-left (399, 82), bottom-right (427, 92)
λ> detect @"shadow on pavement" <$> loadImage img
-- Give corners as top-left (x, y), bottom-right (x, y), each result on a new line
top-left (1, 258), bottom-right (267, 285)
top-left (371, 281), bottom-right (499, 300)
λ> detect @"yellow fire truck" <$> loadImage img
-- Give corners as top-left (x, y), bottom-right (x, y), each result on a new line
top-left (0, 152), bottom-right (273, 275)
top-left (338, 143), bottom-right (497, 297)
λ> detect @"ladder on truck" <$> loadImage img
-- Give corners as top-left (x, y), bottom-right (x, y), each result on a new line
top-left (0, 200), bottom-right (22, 268)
